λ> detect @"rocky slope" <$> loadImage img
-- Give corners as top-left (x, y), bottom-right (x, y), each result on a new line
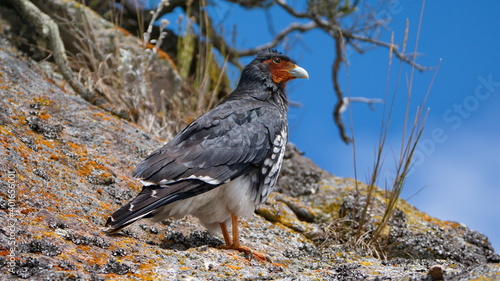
top-left (0, 2), bottom-right (499, 280)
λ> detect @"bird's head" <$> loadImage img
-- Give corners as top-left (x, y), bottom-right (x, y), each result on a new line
top-left (260, 50), bottom-right (309, 86)
top-left (239, 49), bottom-right (309, 90)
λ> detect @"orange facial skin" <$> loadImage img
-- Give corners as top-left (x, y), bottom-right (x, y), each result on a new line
top-left (264, 57), bottom-right (308, 85)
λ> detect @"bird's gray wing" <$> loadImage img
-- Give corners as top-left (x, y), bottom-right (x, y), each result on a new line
top-left (133, 99), bottom-right (281, 185)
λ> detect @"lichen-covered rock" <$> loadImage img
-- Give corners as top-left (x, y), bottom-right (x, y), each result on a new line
top-left (0, 18), bottom-right (499, 281)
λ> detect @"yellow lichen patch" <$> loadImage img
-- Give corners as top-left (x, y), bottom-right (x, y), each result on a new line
top-left (33, 96), bottom-right (54, 106)
top-left (421, 213), bottom-right (440, 224)
top-left (225, 265), bottom-right (242, 270)
top-left (469, 275), bottom-right (500, 281)
top-left (256, 199), bottom-right (313, 233)
top-left (40, 230), bottom-right (61, 239)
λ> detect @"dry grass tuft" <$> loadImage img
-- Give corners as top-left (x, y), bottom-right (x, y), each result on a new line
top-left (322, 0), bottom-right (440, 258)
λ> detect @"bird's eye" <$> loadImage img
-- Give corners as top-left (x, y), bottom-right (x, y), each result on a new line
top-left (272, 57), bottom-right (281, 64)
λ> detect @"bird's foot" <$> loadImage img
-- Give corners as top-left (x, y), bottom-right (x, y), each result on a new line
top-left (221, 244), bottom-right (270, 262)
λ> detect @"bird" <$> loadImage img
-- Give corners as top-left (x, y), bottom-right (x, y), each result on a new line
top-left (104, 49), bottom-right (309, 260)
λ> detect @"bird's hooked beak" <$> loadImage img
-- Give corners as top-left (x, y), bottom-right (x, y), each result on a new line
top-left (288, 65), bottom-right (309, 80)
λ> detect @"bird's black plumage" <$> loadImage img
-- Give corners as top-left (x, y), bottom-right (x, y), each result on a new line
top-left (105, 49), bottom-right (308, 234)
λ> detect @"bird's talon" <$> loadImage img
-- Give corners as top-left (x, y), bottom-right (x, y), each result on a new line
top-left (249, 250), bottom-right (271, 262)
top-left (238, 247), bottom-right (268, 262)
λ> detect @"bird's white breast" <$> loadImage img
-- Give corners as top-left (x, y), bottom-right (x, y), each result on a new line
top-left (151, 176), bottom-right (257, 233)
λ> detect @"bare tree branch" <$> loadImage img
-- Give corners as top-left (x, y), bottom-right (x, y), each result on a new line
top-left (236, 21), bottom-right (318, 57)
top-left (331, 25), bottom-right (352, 144)
top-left (343, 32), bottom-right (432, 72)
top-left (275, 0), bottom-right (313, 18)
top-left (272, 0), bottom-right (431, 144)
top-left (104, 0), bottom-right (434, 144)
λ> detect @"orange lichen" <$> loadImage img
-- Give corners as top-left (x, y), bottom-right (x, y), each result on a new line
top-left (21, 208), bottom-right (34, 215)
top-left (130, 274), bottom-right (156, 281)
top-left (43, 77), bottom-right (57, 86)
top-left (99, 202), bottom-right (113, 210)
top-left (0, 133), bottom-right (10, 145)
top-left (271, 262), bottom-right (286, 268)
top-left (36, 137), bottom-right (55, 149)
top-left (75, 160), bottom-right (107, 177)
top-left (62, 213), bottom-right (80, 218)
top-left (92, 112), bottom-right (114, 121)
top-left (16, 115), bottom-right (27, 125)
top-left (49, 154), bottom-right (61, 160)
top-left (38, 112), bottom-right (51, 120)
top-left (438, 220), bottom-right (462, 229)
top-left (422, 214), bottom-right (433, 222)
top-left (67, 142), bottom-right (88, 157)
top-left (143, 42), bottom-right (178, 71)
top-left (116, 26), bottom-right (132, 36)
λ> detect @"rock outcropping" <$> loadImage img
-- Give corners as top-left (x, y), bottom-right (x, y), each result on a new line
top-left (0, 8), bottom-right (499, 280)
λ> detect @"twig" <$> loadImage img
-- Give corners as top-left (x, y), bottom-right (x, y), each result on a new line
top-left (275, 0), bottom-right (313, 18)
top-left (9, 0), bottom-right (94, 102)
top-left (338, 97), bottom-right (384, 114)
top-left (143, 0), bottom-right (169, 47)
top-left (236, 21), bottom-right (318, 57)
top-left (344, 32), bottom-right (431, 72)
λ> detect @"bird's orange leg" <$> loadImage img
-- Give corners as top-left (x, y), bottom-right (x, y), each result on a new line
top-left (220, 213), bottom-right (269, 262)
top-left (231, 213), bottom-right (241, 247)
top-left (219, 222), bottom-right (232, 246)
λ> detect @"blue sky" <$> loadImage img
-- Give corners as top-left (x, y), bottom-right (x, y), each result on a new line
top-left (154, 1), bottom-right (500, 252)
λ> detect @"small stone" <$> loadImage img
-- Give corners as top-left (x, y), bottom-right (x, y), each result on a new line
top-left (428, 264), bottom-right (445, 280)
